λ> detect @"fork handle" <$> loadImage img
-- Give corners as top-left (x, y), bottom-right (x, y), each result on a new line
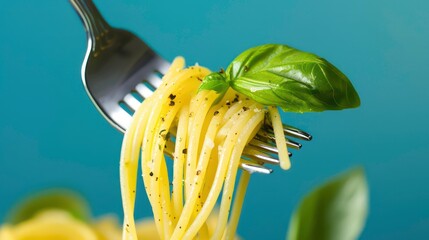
top-left (70, 0), bottom-right (112, 49)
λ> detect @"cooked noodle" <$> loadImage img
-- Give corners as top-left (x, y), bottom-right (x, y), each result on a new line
top-left (120, 57), bottom-right (290, 239)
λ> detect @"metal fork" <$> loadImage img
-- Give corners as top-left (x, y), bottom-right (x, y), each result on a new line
top-left (70, 0), bottom-right (312, 174)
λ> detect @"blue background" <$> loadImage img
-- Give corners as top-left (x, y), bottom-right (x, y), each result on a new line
top-left (1, 0), bottom-right (428, 239)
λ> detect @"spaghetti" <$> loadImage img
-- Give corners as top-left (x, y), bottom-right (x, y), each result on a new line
top-left (120, 57), bottom-right (290, 239)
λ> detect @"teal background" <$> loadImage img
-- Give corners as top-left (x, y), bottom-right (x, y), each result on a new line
top-left (1, 0), bottom-right (428, 239)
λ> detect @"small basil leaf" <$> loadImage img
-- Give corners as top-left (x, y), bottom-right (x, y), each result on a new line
top-left (226, 44), bottom-right (360, 112)
top-left (198, 72), bottom-right (228, 93)
top-left (198, 72), bottom-right (229, 103)
top-left (6, 189), bottom-right (91, 224)
top-left (287, 167), bottom-right (368, 240)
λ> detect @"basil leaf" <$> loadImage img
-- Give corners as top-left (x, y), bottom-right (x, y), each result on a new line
top-left (287, 167), bottom-right (368, 240)
top-left (199, 72), bottom-right (228, 93)
top-left (198, 72), bottom-right (229, 103)
top-left (226, 44), bottom-right (360, 112)
top-left (6, 189), bottom-right (91, 224)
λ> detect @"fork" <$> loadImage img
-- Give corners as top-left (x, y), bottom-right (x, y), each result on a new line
top-left (70, 0), bottom-right (312, 174)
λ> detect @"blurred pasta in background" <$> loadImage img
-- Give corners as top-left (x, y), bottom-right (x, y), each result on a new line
top-left (0, 189), bottom-right (239, 240)
top-left (0, 166), bottom-right (367, 240)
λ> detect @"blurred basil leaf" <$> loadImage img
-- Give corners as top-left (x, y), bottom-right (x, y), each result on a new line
top-left (287, 167), bottom-right (368, 240)
top-left (6, 189), bottom-right (91, 224)
top-left (226, 44), bottom-right (360, 112)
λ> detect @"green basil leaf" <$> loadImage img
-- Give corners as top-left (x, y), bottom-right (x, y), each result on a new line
top-left (287, 167), bottom-right (368, 240)
top-left (199, 72), bottom-right (228, 93)
top-left (226, 44), bottom-right (360, 112)
top-left (198, 72), bottom-right (229, 103)
top-left (6, 189), bottom-right (91, 224)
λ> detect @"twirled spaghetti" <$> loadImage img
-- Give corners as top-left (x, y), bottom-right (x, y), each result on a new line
top-left (120, 57), bottom-right (290, 239)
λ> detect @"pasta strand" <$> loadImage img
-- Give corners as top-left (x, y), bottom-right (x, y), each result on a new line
top-left (268, 106), bottom-right (291, 170)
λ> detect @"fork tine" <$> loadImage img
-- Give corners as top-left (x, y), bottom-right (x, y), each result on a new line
top-left (240, 162), bottom-right (273, 174)
top-left (243, 147), bottom-right (281, 165)
top-left (135, 83), bottom-right (154, 99)
top-left (263, 124), bottom-right (312, 142)
top-left (156, 60), bottom-right (172, 75)
top-left (249, 139), bottom-right (278, 154)
top-left (284, 138), bottom-right (302, 149)
top-left (146, 74), bottom-right (163, 88)
top-left (123, 93), bottom-right (141, 111)
top-left (249, 139), bottom-right (296, 156)
top-left (282, 124), bottom-right (312, 141)
top-left (256, 130), bottom-right (302, 150)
